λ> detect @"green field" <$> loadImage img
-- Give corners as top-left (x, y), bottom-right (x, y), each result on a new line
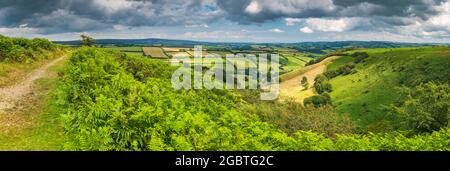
top-left (101, 46), bottom-right (144, 56)
top-left (281, 54), bottom-right (313, 72)
top-left (99, 46), bottom-right (312, 73)
top-left (102, 46), bottom-right (143, 52)
top-left (327, 46), bottom-right (450, 131)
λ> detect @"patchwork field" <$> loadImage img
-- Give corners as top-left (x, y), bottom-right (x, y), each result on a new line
top-left (169, 52), bottom-right (192, 58)
top-left (103, 46), bottom-right (143, 52)
top-left (100, 46), bottom-right (313, 74)
top-left (162, 47), bottom-right (191, 52)
top-left (143, 47), bottom-right (168, 58)
top-left (101, 46), bottom-right (143, 56)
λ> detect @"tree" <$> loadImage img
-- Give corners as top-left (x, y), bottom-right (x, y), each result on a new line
top-left (388, 82), bottom-right (449, 133)
top-left (301, 76), bottom-right (309, 90)
top-left (304, 93), bottom-right (332, 107)
top-left (351, 52), bottom-right (369, 63)
top-left (314, 74), bottom-right (332, 94)
top-left (80, 34), bottom-right (95, 47)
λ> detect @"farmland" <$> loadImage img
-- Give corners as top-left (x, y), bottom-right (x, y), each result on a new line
top-left (102, 45), bottom-right (313, 74)
top-left (101, 46), bottom-right (143, 56)
top-left (142, 47), bottom-right (168, 58)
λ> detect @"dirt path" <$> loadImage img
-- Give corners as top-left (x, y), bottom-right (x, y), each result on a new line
top-left (279, 56), bottom-right (340, 103)
top-left (0, 56), bottom-right (65, 112)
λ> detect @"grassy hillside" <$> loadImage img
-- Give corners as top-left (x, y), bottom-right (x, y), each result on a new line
top-left (327, 46), bottom-right (450, 131)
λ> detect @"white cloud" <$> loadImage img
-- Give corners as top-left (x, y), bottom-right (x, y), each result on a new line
top-left (427, 2), bottom-right (450, 30)
top-left (19, 24), bottom-right (28, 28)
top-left (385, 2), bottom-right (450, 38)
top-left (245, 1), bottom-right (262, 14)
top-left (270, 28), bottom-right (284, 33)
top-left (249, 0), bottom-right (335, 15)
top-left (185, 24), bottom-right (209, 28)
top-left (284, 18), bottom-right (302, 26)
top-left (183, 31), bottom-right (248, 39)
top-left (319, 31), bottom-right (450, 43)
top-left (300, 27), bottom-right (313, 33)
top-left (93, 0), bottom-right (136, 12)
top-left (113, 25), bottom-right (128, 31)
top-left (0, 27), bottom-right (39, 37)
top-left (304, 18), bottom-right (354, 32)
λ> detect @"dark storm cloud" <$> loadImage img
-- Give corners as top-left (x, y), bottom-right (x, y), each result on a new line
top-left (216, 0), bottom-right (446, 23)
top-left (0, 0), bottom-right (223, 33)
top-left (333, 0), bottom-right (446, 19)
top-left (216, 0), bottom-right (334, 23)
top-left (0, 0), bottom-right (448, 34)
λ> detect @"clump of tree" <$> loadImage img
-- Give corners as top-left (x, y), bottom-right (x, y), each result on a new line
top-left (351, 52), bottom-right (369, 63)
top-left (388, 82), bottom-right (449, 134)
top-left (324, 63), bottom-right (356, 79)
top-left (304, 93), bottom-right (332, 107)
top-left (230, 44), bottom-right (253, 51)
top-left (81, 34), bottom-right (95, 47)
top-left (301, 76), bottom-right (309, 90)
top-left (305, 53), bottom-right (347, 66)
top-left (314, 74), bottom-right (333, 94)
top-left (303, 74), bottom-right (334, 107)
top-left (305, 56), bottom-right (326, 66)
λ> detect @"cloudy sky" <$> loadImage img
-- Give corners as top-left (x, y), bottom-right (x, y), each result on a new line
top-left (1, 0), bottom-right (449, 43)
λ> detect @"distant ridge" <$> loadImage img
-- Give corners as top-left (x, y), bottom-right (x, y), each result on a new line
top-left (54, 38), bottom-right (206, 47)
top-left (54, 38), bottom-right (449, 54)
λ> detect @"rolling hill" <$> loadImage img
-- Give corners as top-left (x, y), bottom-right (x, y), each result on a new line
top-left (325, 46), bottom-right (450, 131)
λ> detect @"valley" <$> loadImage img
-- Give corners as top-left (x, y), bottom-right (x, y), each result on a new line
top-left (0, 35), bottom-right (449, 151)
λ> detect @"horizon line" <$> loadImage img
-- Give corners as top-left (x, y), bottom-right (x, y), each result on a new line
top-left (51, 37), bottom-right (450, 45)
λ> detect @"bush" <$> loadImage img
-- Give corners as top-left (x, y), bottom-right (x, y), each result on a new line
top-left (300, 76), bottom-right (309, 90)
top-left (314, 75), bottom-right (332, 94)
top-left (324, 63), bottom-right (356, 79)
top-left (351, 52), bottom-right (369, 63)
top-left (388, 82), bottom-right (450, 134)
top-left (304, 93), bottom-right (332, 107)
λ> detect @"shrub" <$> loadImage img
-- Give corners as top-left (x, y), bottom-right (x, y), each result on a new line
top-left (388, 82), bottom-right (450, 134)
top-left (351, 52), bottom-right (369, 63)
top-left (324, 63), bottom-right (356, 79)
top-left (314, 75), bottom-right (332, 94)
top-left (304, 93), bottom-right (332, 107)
top-left (300, 76), bottom-right (309, 90)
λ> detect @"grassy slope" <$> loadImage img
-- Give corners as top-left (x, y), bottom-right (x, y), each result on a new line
top-left (0, 57), bottom-right (67, 150)
top-left (283, 55), bottom-right (311, 72)
top-left (328, 46), bottom-right (450, 130)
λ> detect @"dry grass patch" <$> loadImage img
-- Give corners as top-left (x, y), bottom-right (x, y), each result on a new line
top-left (143, 47), bottom-right (168, 58)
